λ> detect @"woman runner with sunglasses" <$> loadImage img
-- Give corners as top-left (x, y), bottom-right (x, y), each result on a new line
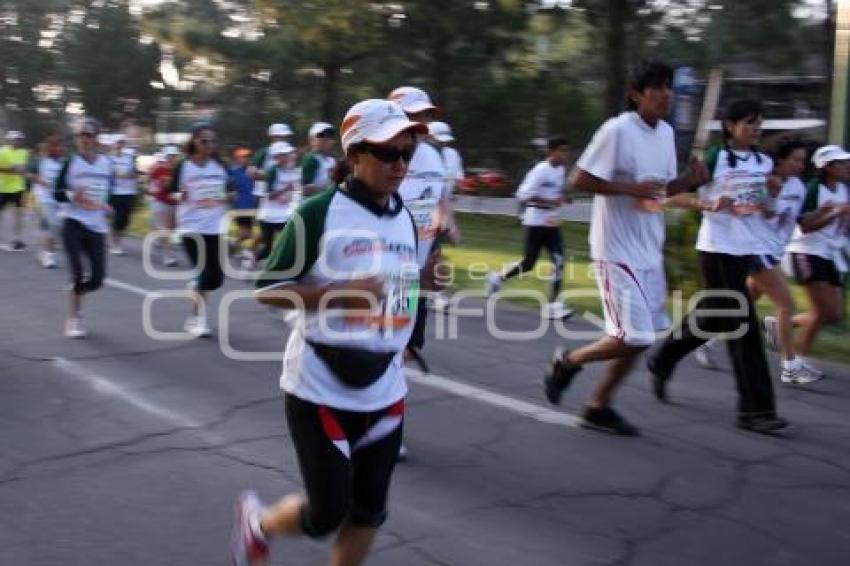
top-left (169, 122), bottom-right (233, 337)
top-left (53, 118), bottom-right (114, 338)
top-left (231, 99), bottom-right (430, 566)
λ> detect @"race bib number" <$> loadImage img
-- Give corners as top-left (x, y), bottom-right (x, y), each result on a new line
top-left (84, 179), bottom-right (109, 203)
top-left (195, 180), bottom-right (225, 201)
top-left (382, 269), bottom-right (420, 325)
top-left (724, 173), bottom-right (767, 215)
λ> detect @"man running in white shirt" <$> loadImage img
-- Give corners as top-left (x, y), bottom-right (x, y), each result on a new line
top-left (109, 134), bottom-right (138, 256)
top-left (487, 136), bottom-right (573, 320)
top-left (34, 134), bottom-right (66, 268)
top-left (544, 60), bottom-right (707, 435)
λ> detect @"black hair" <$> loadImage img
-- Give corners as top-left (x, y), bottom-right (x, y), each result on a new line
top-left (547, 135), bottom-right (568, 151)
top-left (772, 136), bottom-right (807, 162)
top-left (721, 98), bottom-right (764, 168)
top-left (185, 123), bottom-right (225, 165)
top-left (626, 60), bottom-right (673, 111)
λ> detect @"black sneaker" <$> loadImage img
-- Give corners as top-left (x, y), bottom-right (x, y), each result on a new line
top-left (736, 415), bottom-right (790, 435)
top-left (580, 406), bottom-right (639, 436)
top-left (646, 355), bottom-right (671, 403)
top-left (10, 240), bottom-right (25, 251)
top-left (544, 348), bottom-right (582, 405)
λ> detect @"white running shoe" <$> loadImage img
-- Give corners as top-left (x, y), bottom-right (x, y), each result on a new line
top-left (64, 317), bottom-right (86, 339)
top-left (800, 357), bottom-right (825, 378)
top-left (781, 364), bottom-right (824, 385)
top-left (39, 250), bottom-right (57, 268)
top-left (694, 342), bottom-right (719, 370)
top-left (230, 490), bottom-right (269, 566)
top-left (110, 247), bottom-right (127, 256)
top-left (185, 315), bottom-right (212, 338)
top-left (763, 315), bottom-right (779, 352)
top-left (545, 301), bottom-right (574, 320)
top-left (485, 272), bottom-right (502, 296)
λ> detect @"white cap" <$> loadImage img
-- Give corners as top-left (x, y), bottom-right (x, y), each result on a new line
top-left (268, 123), bottom-right (293, 137)
top-left (388, 86), bottom-right (436, 114)
top-left (340, 99), bottom-right (428, 153)
top-left (113, 133), bottom-right (127, 143)
top-left (428, 121), bottom-right (454, 143)
top-left (4, 130), bottom-right (24, 141)
top-left (163, 145), bottom-right (180, 156)
top-left (97, 133), bottom-right (114, 146)
top-left (269, 141), bottom-right (296, 156)
top-left (308, 121), bottom-right (335, 138)
top-left (812, 144), bottom-right (850, 168)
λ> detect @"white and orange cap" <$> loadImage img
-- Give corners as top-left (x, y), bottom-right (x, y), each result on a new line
top-left (340, 99), bottom-right (428, 153)
top-left (387, 86), bottom-right (436, 114)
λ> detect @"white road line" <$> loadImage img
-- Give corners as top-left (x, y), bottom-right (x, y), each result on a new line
top-left (105, 277), bottom-right (162, 298)
top-left (104, 277), bottom-right (581, 429)
top-left (406, 368), bottom-right (579, 427)
top-left (52, 357), bottom-right (201, 430)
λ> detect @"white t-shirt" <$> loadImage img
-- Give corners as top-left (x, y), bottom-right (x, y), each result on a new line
top-left (111, 150), bottom-right (137, 195)
top-left (442, 146), bottom-right (464, 196)
top-left (57, 154), bottom-right (114, 234)
top-left (516, 160), bottom-right (566, 227)
top-left (576, 111), bottom-right (677, 269)
top-left (696, 149), bottom-right (774, 255)
top-left (398, 140), bottom-right (448, 266)
top-left (258, 187), bottom-right (418, 411)
top-left (787, 182), bottom-right (850, 269)
top-left (34, 156), bottom-right (63, 204)
top-left (257, 166), bottom-right (301, 224)
top-left (753, 176), bottom-right (806, 258)
top-left (174, 159), bottom-right (229, 235)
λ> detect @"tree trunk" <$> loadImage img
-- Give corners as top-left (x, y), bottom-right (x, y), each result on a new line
top-left (321, 64), bottom-right (339, 121)
top-left (604, 0), bottom-right (627, 117)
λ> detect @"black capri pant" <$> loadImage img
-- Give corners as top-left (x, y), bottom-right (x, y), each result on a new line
top-left (182, 233), bottom-right (225, 292)
top-left (284, 393), bottom-right (404, 538)
top-left (109, 194), bottom-right (135, 232)
top-left (62, 218), bottom-right (106, 296)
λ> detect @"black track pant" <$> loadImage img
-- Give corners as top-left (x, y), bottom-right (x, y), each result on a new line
top-left (651, 251), bottom-right (777, 418)
top-left (502, 225), bottom-right (564, 301)
top-left (62, 218), bottom-right (106, 295)
top-left (285, 393), bottom-right (403, 538)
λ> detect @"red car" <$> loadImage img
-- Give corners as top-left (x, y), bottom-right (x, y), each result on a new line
top-left (458, 168), bottom-right (511, 196)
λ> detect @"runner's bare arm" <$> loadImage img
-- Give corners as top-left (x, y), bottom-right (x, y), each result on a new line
top-left (256, 277), bottom-right (385, 311)
top-left (570, 168), bottom-right (663, 199)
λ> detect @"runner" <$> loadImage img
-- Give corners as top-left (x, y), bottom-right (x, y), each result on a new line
top-left (301, 121), bottom-right (337, 196)
top-left (170, 122), bottom-right (233, 338)
top-left (428, 120), bottom-right (463, 312)
top-left (0, 130), bottom-right (31, 251)
top-left (255, 141), bottom-right (299, 264)
top-left (33, 134), bottom-right (66, 268)
top-left (249, 122), bottom-right (294, 183)
top-left (693, 138), bottom-right (817, 383)
top-left (231, 98), bottom-right (428, 566)
top-left (52, 118), bottom-right (113, 338)
top-left (109, 134), bottom-right (138, 256)
top-left (486, 136), bottom-right (574, 320)
top-left (648, 98), bottom-right (790, 434)
top-left (544, 60), bottom-right (707, 435)
top-left (229, 145), bottom-right (257, 270)
top-left (146, 145), bottom-right (181, 267)
top-left (785, 144), bottom-right (850, 377)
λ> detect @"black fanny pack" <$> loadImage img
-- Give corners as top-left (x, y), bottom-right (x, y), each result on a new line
top-left (307, 340), bottom-right (397, 389)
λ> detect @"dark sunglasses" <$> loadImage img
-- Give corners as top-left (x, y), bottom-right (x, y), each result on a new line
top-left (197, 137), bottom-right (218, 145)
top-left (362, 143), bottom-right (415, 164)
top-left (76, 132), bottom-right (96, 138)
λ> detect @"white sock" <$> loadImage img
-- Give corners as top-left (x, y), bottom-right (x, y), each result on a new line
top-left (782, 358), bottom-right (801, 371)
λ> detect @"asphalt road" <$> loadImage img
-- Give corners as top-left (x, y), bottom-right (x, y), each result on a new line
top-left (1, 233), bottom-right (849, 566)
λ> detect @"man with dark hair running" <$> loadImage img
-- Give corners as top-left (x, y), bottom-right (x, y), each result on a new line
top-left (487, 135), bottom-right (574, 320)
top-left (543, 60), bottom-right (707, 435)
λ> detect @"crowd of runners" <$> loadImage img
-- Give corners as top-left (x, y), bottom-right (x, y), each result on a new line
top-left (0, 61), bottom-right (848, 565)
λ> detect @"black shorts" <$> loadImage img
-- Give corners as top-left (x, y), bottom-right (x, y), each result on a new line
top-left (790, 253), bottom-right (842, 287)
top-left (182, 233), bottom-right (225, 291)
top-left (109, 194), bottom-right (135, 232)
top-left (0, 191), bottom-right (23, 209)
top-left (746, 254), bottom-right (780, 274)
top-left (285, 393), bottom-right (403, 538)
